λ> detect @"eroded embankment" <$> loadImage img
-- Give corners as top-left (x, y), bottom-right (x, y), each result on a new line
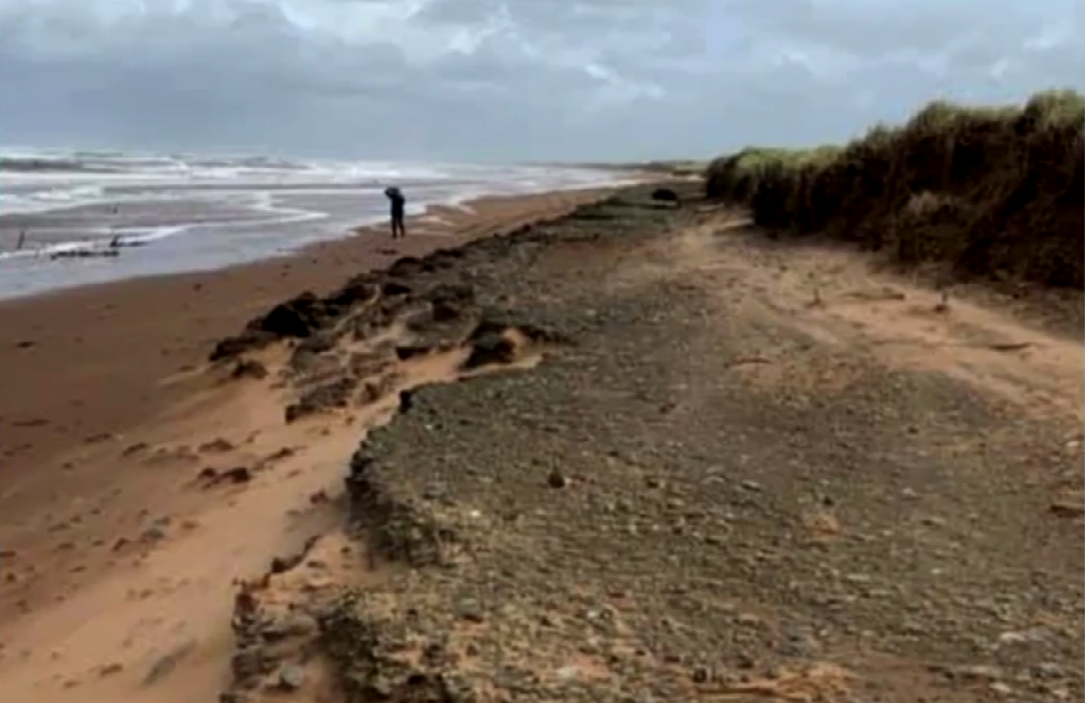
top-left (209, 183), bottom-right (701, 702)
top-left (212, 181), bottom-right (1082, 703)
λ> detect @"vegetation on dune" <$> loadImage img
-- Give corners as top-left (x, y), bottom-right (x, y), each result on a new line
top-left (705, 89), bottom-right (1085, 289)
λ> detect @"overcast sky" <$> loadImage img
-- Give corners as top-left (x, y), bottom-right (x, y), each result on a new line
top-left (1, 0), bottom-right (1081, 162)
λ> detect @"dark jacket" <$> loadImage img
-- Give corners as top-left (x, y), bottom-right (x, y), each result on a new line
top-left (385, 187), bottom-right (405, 217)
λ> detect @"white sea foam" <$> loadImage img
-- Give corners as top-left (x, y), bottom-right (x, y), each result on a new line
top-left (0, 146), bottom-right (636, 299)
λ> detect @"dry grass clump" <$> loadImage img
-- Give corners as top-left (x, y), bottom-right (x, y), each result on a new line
top-left (705, 90), bottom-right (1085, 289)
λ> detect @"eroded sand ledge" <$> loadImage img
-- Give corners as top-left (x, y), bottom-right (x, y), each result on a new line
top-left (213, 183), bottom-right (1081, 703)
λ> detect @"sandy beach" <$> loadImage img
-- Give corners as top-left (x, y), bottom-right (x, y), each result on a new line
top-left (0, 187), bottom-right (614, 702)
top-left (1, 180), bottom-right (1080, 703)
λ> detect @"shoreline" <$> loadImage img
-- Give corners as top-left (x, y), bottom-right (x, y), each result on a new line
top-left (0, 187), bottom-right (617, 488)
top-left (0, 182), bottom-right (635, 304)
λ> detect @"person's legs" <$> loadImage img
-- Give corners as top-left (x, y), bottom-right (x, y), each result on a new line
top-left (392, 209), bottom-right (406, 238)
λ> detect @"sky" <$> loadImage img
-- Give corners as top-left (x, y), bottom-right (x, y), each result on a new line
top-left (0, 0), bottom-right (1081, 162)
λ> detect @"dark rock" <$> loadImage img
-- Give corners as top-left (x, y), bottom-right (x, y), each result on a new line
top-left (231, 360), bottom-right (268, 380)
top-left (431, 301), bottom-right (464, 322)
top-left (387, 257), bottom-right (423, 278)
top-left (651, 188), bottom-right (681, 207)
top-left (380, 280), bottom-right (413, 297)
top-left (548, 468), bottom-right (568, 489)
top-left (422, 283), bottom-right (475, 308)
top-left (398, 390), bottom-right (415, 414)
top-left (463, 333), bottom-right (517, 369)
top-left (261, 616), bottom-right (314, 642)
top-left (270, 553), bottom-right (304, 574)
top-left (325, 277), bottom-right (380, 308)
top-left (220, 467), bottom-right (252, 484)
top-left (230, 647), bottom-right (266, 680)
top-left (285, 377), bottom-right (358, 423)
top-left (394, 345), bottom-right (433, 361)
top-left (252, 292), bottom-right (323, 338)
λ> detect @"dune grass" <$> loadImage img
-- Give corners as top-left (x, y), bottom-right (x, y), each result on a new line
top-left (705, 90), bottom-right (1085, 289)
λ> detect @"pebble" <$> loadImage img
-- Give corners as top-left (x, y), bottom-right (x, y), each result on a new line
top-left (277, 665), bottom-right (306, 691)
top-left (547, 468), bottom-right (568, 489)
top-left (456, 599), bottom-right (485, 623)
top-left (140, 526), bottom-right (168, 544)
top-left (997, 628), bottom-right (1048, 646)
top-left (555, 665), bottom-right (580, 681)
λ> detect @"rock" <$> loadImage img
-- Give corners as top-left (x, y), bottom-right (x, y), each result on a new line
top-left (99, 662), bottom-right (124, 677)
top-left (230, 647), bottom-right (265, 680)
top-left (997, 628), bottom-right (1049, 646)
top-left (457, 599), bottom-right (485, 623)
top-left (285, 377), bottom-right (358, 423)
top-left (740, 480), bottom-right (762, 492)
top-left (231, 360), bottom-right (268, 380)
top-left (140, 526), bottom-right (167, 544)
top-left (394, 345), bottom-right (433, 361)
top-left (555, 665), bottom-right (580, 681)
top-left (261, 616), bottom-right (314, 642)
top-left (220, 467), bottom-right (253, 484)
top-left (463, 332), bottom-right (518, 369)
top-left (398, 390), bottom-right (414, 414)
top-left (270, 554), bottom-right (303, 574)
top-left (276, 665), bottom-right (306, 691)
top-left (651, 188), bottom-right (680, 207)
top-left (547, 468), bottom-right (568, 489)
top-left (944, 665), bottom-right (1004, 682)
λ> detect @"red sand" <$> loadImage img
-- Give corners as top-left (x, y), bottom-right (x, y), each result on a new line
top-left (0, 188), bottom-right (613, 702)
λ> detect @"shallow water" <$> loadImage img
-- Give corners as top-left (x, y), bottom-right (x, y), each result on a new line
top-left (0, 149), bottom-right (632, 300)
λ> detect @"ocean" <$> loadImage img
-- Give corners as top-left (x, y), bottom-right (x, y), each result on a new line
top-left (0, 147), bottom-right (633, 300)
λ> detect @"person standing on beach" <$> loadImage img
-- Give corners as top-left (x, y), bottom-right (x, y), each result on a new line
top-left (384, 186), bottom-right (407, 239)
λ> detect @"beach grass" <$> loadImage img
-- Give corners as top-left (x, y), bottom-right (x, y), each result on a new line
top-left (705, 89), bottom-right (1085, 289)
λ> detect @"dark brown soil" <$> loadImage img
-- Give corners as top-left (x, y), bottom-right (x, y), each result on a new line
top-left (218, 182), bottom-right (1082, 703)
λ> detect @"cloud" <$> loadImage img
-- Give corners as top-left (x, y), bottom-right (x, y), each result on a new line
top-left (0, 0), bottom-right (1080, 161)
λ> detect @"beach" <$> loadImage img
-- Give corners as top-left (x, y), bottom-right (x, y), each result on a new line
top-left (0, 178), bottom-right (1080, 703)
top-left (0, 183), bottom-right (620, 702)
